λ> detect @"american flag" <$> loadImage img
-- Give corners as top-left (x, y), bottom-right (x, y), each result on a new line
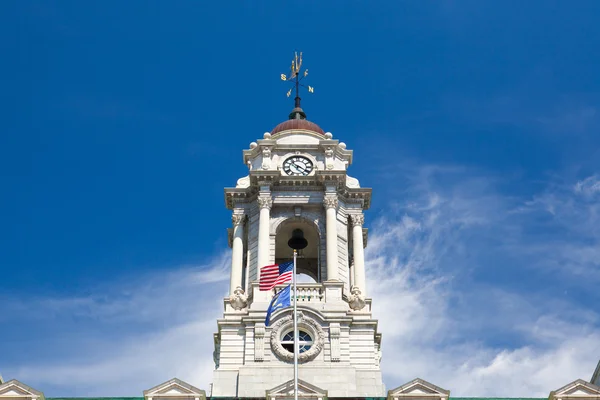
top-left (259, 261), bottom-right (293, 291)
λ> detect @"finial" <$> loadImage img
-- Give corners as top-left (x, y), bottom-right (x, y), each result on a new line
top-left (280, 51), bottom-right (314, 120)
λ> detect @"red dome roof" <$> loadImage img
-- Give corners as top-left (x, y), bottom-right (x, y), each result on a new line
top-left (271, 119), bottom-right (325, 136)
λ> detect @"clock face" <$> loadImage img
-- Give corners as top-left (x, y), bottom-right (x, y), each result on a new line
top-left (283, 156), bottom-right (313, 176)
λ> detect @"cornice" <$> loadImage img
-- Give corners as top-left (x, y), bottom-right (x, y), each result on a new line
top-left (338, 186), bottom-right (372, 210)
top-left (225, 171), bottom-right (372, 210)
top-left (223, 186), bottom-right (257, 209)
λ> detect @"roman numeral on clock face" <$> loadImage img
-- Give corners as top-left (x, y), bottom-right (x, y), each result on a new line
top-left (283, 155), bottom-right (313, 176)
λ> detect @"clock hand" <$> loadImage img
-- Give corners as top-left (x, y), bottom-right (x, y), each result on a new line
top-left (293, 162), bottom-right (307, 173)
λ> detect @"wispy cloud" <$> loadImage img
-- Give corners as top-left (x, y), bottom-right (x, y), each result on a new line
top-left (367, 165), bottom-right (600, 396)
top-left (2, 253), bottom-right (230, 396)
top-left (2, 166), bottom-right (600, 397)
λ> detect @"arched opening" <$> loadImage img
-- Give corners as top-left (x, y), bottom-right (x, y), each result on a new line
top-left (275, 218), bottom-right (321, 282)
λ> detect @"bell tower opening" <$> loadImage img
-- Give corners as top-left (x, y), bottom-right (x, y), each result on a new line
top-left (275, 218), bottom-right (321, 282)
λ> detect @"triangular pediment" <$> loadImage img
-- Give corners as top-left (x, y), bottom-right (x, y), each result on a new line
top-left (0, 380), bottom-right (44, 400)
top-left (550, 379), bottom-right (600, 399)
top-left (388, 379), bottom-right (449, 400)
top-left (143, 378), bottom-right (205, 400)
top-left (266, 379), bottom-right (327, 400)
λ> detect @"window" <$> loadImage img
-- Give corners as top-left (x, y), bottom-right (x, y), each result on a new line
top-left (281, 330), bottom-right (313, 353)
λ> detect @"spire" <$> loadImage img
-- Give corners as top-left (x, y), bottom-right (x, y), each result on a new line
top-left (281, 51), bottom-right (314, 120)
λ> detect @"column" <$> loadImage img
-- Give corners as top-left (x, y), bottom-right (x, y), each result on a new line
top-left (229, 213), bottom-right (245, 295)
top-left (351, 214), bottom-right (366, 296)
top-left (257, 193), bottom-right (272, 270)
top-left (323, 194), bottom-right (339, 281)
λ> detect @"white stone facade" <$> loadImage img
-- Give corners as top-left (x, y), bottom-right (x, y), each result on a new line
top-left (215, 123), bottom-right (381, 397)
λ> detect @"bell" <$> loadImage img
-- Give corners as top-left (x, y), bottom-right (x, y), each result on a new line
top-left (288, 228), bottom-right (308, 250)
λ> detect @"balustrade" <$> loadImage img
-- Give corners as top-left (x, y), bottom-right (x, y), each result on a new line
top-left (273, 283), bottom-right (324, 303)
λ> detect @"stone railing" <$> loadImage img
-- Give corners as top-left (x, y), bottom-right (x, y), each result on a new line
top-left (273, 283), bottom-right (324, 303)
top-left (243, 281), bottom-right (352, 312)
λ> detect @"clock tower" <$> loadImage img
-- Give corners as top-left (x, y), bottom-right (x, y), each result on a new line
top-left (211, 55), bottom-right (384, 398)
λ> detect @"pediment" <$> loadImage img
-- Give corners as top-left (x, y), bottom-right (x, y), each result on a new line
top-left (0, 380), bottom-right (44, 399)
top-left (266, 379), bottom-right (327, 400)
top-left (388, 378), bottom-right (449, 400)
top-left (551, 379), bottom-right (600, 400)
top-left (143, 378), bottom-right (205, 400)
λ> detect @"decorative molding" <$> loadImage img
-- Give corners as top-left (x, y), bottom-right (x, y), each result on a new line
top-left (228, 286), bottom-right (248, 310)
top-left (550, 379), bottom-right (600, 400)
top-left (0, 379), bottom-right (44, 400)
top-left (270, 210), bottom-right (324, 236)
top-left (232, 213), bottom-right (245, 226)
top-left (348, 286), bottom-right (366, 311)
top-left (374, 342), bottom-right (382, 367)
top-left (350, 214), bottom-right (365, 226)
top-left (143, 378), bottom-right (206, 400)
top-left (227, 228), bottom-right (233, 248)
top-left (324, 146), bottom-right (334, 171)
top-left (387, 378), bottom-right (450, 400)
top-left (236, 175), bottom-right (251, 188)
top-left (266, 379), bottom-right (328, 400)
top-left (323, 196), bottom-right (338, 209)
top-left (213, 335), bottom-right (220, 369)
top-left (255, 323), bottom-right (266, 361)
top-left (270, 313), bottom-right (325, 363)
top-left (262, 146), bottom-right (272, 170)
top-left (329, 322), bottom-right (341, 362)
top-left (257, 196), bottom-right (273, 210)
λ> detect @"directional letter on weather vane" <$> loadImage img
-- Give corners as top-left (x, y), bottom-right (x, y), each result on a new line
top-left (281, 51), bottom-right (314, 100)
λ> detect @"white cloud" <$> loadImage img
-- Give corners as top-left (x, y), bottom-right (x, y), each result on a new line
top-left (3, 166), bottom-right (600, 398)
top-left (367, 166), bottom-right (600, 396)
top-left (575, 175), bottom-right (600, 198)
top-left (4, 253), bottom-right (230, 396)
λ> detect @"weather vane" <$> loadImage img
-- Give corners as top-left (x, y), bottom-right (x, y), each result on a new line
top-left (281, 51), bottom-right (314, 109)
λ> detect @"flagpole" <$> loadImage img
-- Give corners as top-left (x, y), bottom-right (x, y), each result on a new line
top-left (293, 250), bottom-right (298, 400)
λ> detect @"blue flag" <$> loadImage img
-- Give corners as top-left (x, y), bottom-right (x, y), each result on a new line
top-left (265, 284), bottom-right (292, 326)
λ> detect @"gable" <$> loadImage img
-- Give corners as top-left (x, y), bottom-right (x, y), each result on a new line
top-left (550, 379), bottom-right (600, 400)
top-left (157, 387), bottom-right (189, 395)
top-left (143, 379), bottom-right (205, 400)
top-left (266, 379), bottom-right (327, 400)
top-left (0, 380), bottom-right (44, 400)
top-left (388, 379), bottom-right (450, 400)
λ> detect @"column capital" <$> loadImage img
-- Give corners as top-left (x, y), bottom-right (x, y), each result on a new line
top-left (323, 195), bottom-right (338, 209)
top-left (231, 213), bottom-right (246, 226)
top-left (257, 196), bottom-right (273, 210)
top-left (350, 214), bottom-right (365, 226)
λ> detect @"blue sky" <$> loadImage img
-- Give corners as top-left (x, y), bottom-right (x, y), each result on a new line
top-left (1, 0), bottom-right (600, 397)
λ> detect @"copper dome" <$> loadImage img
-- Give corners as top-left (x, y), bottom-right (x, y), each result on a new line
top-left (271, 118), bottom-right (325, 136)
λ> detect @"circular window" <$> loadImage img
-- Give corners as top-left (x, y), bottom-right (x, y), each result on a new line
top-left (269, 313), bottom-right (325, 363)
top-left (281, 330), bottom-right (314, 354)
